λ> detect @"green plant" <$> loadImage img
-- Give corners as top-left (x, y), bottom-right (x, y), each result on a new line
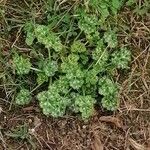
top-left (74, 95), bottom-right (96, 120)
top-left (71, 40), bottom-right (86, 53)
top-left (98, 76), bottom-right (119, 110)
top-left (37, 88), bottom-right (70, 117)
top-left (15, 88), bottom-right (31, 105)
top-left (111, 47), bottom-right (131, 69)
top-left (126, 0), bottom-right (150, 16)
top-left (12, 1), bottom-right (131, 120)
top-left (12, 53), bottom-right (31, 75)
top-left (104, 30), bottom-right (118, 48)
top-left (5, 124), bottom-right (36, 149)
top-left (5, 124), bottom-right (29, 140)
top-left (25, 24), bottom-right (63, 52)
top-left (36, 59), bottom-right (58, 84)
top-left (24, 22), bottom-right (35, 46)
top-left (78, 12), bottom-right (100, 42)
top-left (89, 0), bottom-right (124, 19)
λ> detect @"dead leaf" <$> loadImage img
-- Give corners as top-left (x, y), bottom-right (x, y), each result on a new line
top-left (99, 116), bottom-right (123, 128)
top-left (92, 135), bottom-right (103, 150)
top-left (34, 116), bottom-right (41, 128)
top-left (23, 106), bottom-right (34, 112)
top-left (129, 138), bottom-right (148, 150)
top-left (23, 106), bottom-right (40, 112)
top-left (0, 107), bottom-right (2, 114)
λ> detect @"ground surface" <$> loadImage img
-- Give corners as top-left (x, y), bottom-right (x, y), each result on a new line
top-left (0, 0), bottom-right (150, 150)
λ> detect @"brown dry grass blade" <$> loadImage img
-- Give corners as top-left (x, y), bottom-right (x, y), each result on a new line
top-left (99, 116), bottom-right (123, 128)
top-left (0, 107), bottom-right (2, 114)
top-left (92, 135), bottom-right (104, 150)
top-left (34, 116), bottom-right (41, 128)
top-left (23, 106), bottom-right (40, 112)
top-left (129, 138), bottom-right (149, 150)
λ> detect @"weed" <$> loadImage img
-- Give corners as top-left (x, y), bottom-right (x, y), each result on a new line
top-left (5, 125), bottom-right (29, 140)
top-left (5, 124), bottom-right (36, 149)
top-left (126, 0), bottom-right (150, 16)
top-left (7, 1), bottom-right (131, 120)
top-left (15, 88), bottom-right (31, 105)
top-left (12, 53), bottom-right (31, 75)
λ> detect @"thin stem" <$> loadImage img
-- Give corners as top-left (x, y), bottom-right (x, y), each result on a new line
top-left (30, 67), bottom-right (42, 72)
top-left (47, 48), bottom-right (51, 60)
top-left (30, 84), bottom-right (41, 93)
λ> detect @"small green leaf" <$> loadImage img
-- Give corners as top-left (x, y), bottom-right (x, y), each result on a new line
top-left (104, 30), bottom-right (118, 48)
top-left (51, 76), bottom-right (70, 94)
top-left (37, 90), bottom-right (69, 117)
top-left (98, 76), bottom-right (119, 111)
top-left (78, 13), bottom-right (98, 35)
top-left (69, 78), bottom-right (84, 90)
top-left (24, 22), bottom-right (35, 46)
top-left (101, 94), bottom-right (118, 111)
top-left (126, 0), bottom-right (135, 6)
top-left (92, 40), bottom-right (109, 63)
top-left (98, 76), bottom-right (118, 96)
top-left (37, 73), bottom-right (49, 85)
top-left (111, 47), bottom-right (131, 69)
top-left (71, 41), bottom-right (86, 53)
top-left (85, 69), bottom-right (98, 86)
top-left (38, 59), bottom-right (58, 77)
top-left (111, 0), bottom-right (123, 15)
top-left (34, 24), bottom-right (63, 52)
top-left (16, 89), bottom-right (31, 105)
top-left (74, 95), bottom-right (96, 120)
top-left (13, 53), bottom-right (31, 75)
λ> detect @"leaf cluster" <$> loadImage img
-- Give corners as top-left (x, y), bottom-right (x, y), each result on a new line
top-left (15, 89), bottom-right (31, 105)
top-left (12, 1), bottom-right (131, 120)
top-left (89, 0), bottom-right (124, 19)
top-left (13, 53), bottom-right (31, 75)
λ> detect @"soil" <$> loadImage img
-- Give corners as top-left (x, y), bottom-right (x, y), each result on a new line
top-left (0, 1), bottom-right (150, 150)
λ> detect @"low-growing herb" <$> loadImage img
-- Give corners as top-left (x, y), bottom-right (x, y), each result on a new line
top-left (13, 53), bottom-right (31, 75)
top-left (13, 1), bottom-right (131, 120)
top-left (16, 89), bottom-right (31, 105)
